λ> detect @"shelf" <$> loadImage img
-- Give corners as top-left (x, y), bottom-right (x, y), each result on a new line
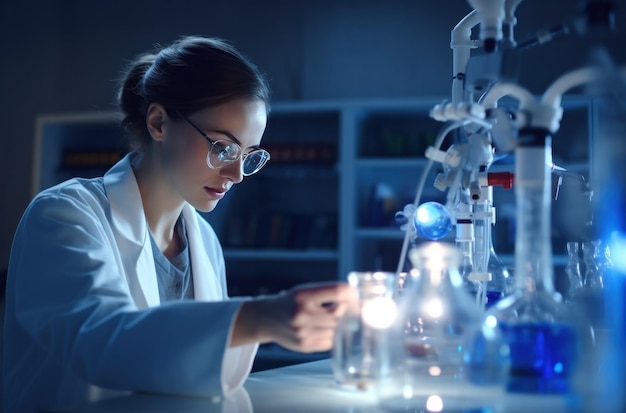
top-left (356, 158), bottom-right (429, 168)
top-left (356, 227), bottom-right (406, 239)
top-left (223, 249), bottom-right (339, 261)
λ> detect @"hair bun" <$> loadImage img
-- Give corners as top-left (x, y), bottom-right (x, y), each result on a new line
top-left (117, 53), bottom-right (156, 136)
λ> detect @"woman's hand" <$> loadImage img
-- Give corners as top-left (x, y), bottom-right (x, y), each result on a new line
top-left (231, 282), bottom-right (355, 353)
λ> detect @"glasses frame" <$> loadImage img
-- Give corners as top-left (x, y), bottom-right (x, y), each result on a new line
top-left (177, 112), bottom-right (270, 176)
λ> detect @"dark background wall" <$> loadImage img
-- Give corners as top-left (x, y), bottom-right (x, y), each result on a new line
top-left (1, 0), bottom-right (625, 271)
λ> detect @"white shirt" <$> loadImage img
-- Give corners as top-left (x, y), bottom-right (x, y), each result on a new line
top-left (3, 153), bottom-right (257, 413)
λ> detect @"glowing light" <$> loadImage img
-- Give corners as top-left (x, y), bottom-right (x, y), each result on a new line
top-left (361, 297), bottom-right (398, 329)
top-left (402, 385), bottom-right (414, 400)
top-left (428, 366), bottom-right (442, 376)
top-left (609, 231), bottom-right (626, 273)
top-left (485, 315), bottom-right (498, 328)
top-left (426, 395), bottom-right (444, 412)
top-left (425, 298), bottom-right (444, 318)
top-left (414, 202), bottom-right (453, 240)
top-left (554, 362), bottom-right (563, 374)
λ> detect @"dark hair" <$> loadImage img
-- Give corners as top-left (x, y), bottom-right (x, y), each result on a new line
top-left (117, 35), bottom-right (271, 148)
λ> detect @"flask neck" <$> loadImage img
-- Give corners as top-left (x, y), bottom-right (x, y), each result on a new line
top-left (409, 243), bottom-right (464, 291)
top-left (514, 130), bottom-right (555, 294)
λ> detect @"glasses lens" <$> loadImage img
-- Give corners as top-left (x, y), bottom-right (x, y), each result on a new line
top-left (243, 150), bottom-right (270, 176)
top-left (211, 141), bottom-right (241, 164)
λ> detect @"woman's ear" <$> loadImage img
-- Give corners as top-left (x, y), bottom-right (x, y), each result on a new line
top-left (145, 103), bottom-right (168, 142)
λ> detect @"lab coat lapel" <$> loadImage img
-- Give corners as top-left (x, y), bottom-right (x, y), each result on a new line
top-left (183, 205), bottom-right (223, 301)
top-left (103, 154), bottom-right (160, 308)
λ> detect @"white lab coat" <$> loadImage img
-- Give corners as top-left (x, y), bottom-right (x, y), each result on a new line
top-left (2, 153), bottom-right (258, 413)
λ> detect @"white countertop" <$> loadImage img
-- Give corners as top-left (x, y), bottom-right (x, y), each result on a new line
top-left (71, 358), bottom-right (586, 413)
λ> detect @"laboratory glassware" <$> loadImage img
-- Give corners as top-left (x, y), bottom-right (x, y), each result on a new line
top-left (332, 271), bottom-right (398, 391)
top-left (564, 241), bottom-right (583, 302)
top-left (377, 242), bottom-right (507, 411)
top-left (487, 130), bottom-right (583, 395)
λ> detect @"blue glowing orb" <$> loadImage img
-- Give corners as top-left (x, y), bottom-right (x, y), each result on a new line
top-left (414, 201), bottom-right (453, 240)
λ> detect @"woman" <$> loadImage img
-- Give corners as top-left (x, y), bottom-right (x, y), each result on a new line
top-left (3, 35), bottom-right (351, 413)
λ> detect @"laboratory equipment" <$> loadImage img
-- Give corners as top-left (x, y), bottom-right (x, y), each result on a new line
top-left (414, 140), bottom-right (514, 309)
top-left (378, 242), bottom-right (507, 411)
top-left (455, 202), bottom-right (480, 300)
top-left (383, 0), bottom-right (625, 408)
top-left (422, 0), bottom-right (626, 397)
top-left (584, 50), bottom-right (626, 411)
top-left (582, 241), bottom-right (604, 290)
top-left (564, 241), bottom-right (583, 302)
top-left (332, 271), bottom-right (398, 390)
top-left (566, 239), bottom-right (608, 333)
top-left (470, 180), bottom-right (513, 308)
top-left (413, 201), bottom-right (453, 241)
top-left (592, 239), bottom-right (614, 277)
top-left (487, 123), bottom-right (581, 393)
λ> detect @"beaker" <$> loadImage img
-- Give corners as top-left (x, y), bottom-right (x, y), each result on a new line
top-left (332, 271), bottom-right (398, 391)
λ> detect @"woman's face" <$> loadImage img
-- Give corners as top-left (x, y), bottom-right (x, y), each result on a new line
top-left (159, 98), bottom-right (268, 213)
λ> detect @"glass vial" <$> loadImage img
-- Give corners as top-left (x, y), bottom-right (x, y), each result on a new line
top-left (332, 271), bottom-right (398, 391)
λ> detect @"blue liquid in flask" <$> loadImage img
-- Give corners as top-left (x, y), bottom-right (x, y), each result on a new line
top-left (500, 322), bottom-right (579, 394)
top-left (485, 291), bottom-right (504, 308)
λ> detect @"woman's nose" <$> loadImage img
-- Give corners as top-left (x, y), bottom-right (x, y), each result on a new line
top-left (220, 157), bottom-right (244, 183)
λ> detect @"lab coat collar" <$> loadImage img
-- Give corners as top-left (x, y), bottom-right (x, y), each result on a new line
top-left (182, 205), bottom-right (222, 301)
top-left (103, 152), bottom-right (159, 308)
top-left (103, 152), bottom-right (147, 248)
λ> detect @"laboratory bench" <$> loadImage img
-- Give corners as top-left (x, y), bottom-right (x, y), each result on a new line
top-left (69, 358), bottom-right (586, 413)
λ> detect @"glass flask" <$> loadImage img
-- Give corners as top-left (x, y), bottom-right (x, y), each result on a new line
top-left (487, 131), bottom-right (584, 395)
top-left (414, 201), bottom-right (453, 241)
top-left (582, 241), bottom-right (604, 290)
top-left (564, 241), bottom-right (583, 302)
top-left (377, 242), bottom-right (508, 412)
top-left (566, 241), bottom-right (607, 333)
top-left (332, 271), bottom-right (398, 391)
top-left (484, 240), bottom-right (513, 305)
top-left (592, 239), bottom-right (613, 276)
